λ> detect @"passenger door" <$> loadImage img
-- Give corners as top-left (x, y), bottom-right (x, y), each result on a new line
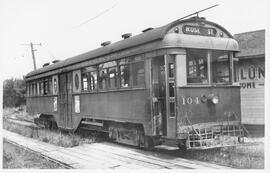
top-left (59, 72), bottom-right (73, 129)
top-left (151, 56), bottom-right (167, 136)
top-left (165, 55), bottom-right (177, 138)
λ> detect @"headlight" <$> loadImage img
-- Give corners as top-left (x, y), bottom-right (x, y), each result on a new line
top-left (208, 94), bottom-right (219, 104)
top-left (212, 96), bottom-right (219, 104)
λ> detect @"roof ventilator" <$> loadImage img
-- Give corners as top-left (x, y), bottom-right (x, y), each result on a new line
top-left (52, 60), bottom-right (60, 63)
top-left (142, 27), bottom-right (154, 33)
top-left (43, 62), bottom-right (50, 67)
top-left (101, 41), bottom-right (111, 47)
top-left (122, 33), bottom-right (132, 39)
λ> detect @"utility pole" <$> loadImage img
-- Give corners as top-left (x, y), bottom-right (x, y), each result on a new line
top-left (21, 42), bottom-right (42, 70)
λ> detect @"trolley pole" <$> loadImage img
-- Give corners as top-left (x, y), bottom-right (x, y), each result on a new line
top-left (30, 42), bottom-right (37, 70)
top-left (21, 42), bottom-right (42, 70)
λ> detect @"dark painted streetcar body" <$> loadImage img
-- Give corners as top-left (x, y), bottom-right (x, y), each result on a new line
top-left (25, 17), bottom-right (244, 149)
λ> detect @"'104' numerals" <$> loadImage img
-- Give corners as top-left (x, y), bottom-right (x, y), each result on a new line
top-left (181, 96), bottom-right (200, 105)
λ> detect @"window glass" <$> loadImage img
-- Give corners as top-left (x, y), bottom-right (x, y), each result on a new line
top-left (82, 73), bottom-right (89, 91)
top-left (212, 51), bottom-right (230, 83)
top-left (119, 58), bottom-right (131, 65)
top-left (99, 69), bottom-right (108, 89)
top-left (37, 82), bottom-right (40, 95)
top-left (48, 79), bottom-right (52, 94)
top-left (170, 102), bottom-right (175, 117)
top-left (40, 82), bottom-right (44, 95)
top-left (83, 66), bottom-right (97, 72)
top-left (100, 61), bottom-right (117, 68)
top-left (168, 63), bottom-right (174, 78)
top-left (131, 61), bottom-right (145, 87)
top-left (90, 71), bottom-right (97, 90)
top-left (27, 83), bottom-right (29, 96)
top-left (169, 83), bottom-right (175, 97)
top-left (186, 49), bottom-right (208, 84)
top-left (32, 83), bottom-right (35, 96)
top-left (133, 56), bottom-right (144, 62)
top-left (44, 80), bottom-right (48, 95)
top-left (33, 83), bottom-right (36, 96)
top-left (120, 65), bottom-right (130, 87)
top-left (108, 66), bottom-right (118, 88)
top-left (29, 83), bottom-right (32, 96)
top-left (34, 83), bottom-right (36, 96)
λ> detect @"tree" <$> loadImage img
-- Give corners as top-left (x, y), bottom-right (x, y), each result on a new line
top-left (3, 78), bottom-right (26, 107)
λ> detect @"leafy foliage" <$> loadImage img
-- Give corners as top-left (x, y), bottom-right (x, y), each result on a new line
top-left (3, 78), bottom-right (26, 107)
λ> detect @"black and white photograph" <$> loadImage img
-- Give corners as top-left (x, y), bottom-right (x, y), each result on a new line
top-left (0, 0), bottom-right (269, 170)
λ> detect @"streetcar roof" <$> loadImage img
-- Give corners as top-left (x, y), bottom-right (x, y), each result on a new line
top-left (25, 17), bottom-right (235, 79)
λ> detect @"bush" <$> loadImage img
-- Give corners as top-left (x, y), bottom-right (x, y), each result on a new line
top-left (3, 78), bottom-right (26, 107)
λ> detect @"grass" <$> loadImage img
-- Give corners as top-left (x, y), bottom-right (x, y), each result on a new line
top-left (183, 138), bottom-right (264, 169)
top-left (3, 106), bottom-right (34, 122)
top-left (3, 107), bottom-right (101, 148)
top-left (3, 120), bottom-right (99, 147)
top-left (3, 139), bottom-right (64, 169)
top-left (3, 107), bottom-right (265, 169)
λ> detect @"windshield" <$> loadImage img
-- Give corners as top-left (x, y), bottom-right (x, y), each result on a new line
top-left (212, 51), bottom-right (230, 84)
top-left (186, 49), bottom-right (231, 85)
top-left (186, 49), bottom-right (208, 84)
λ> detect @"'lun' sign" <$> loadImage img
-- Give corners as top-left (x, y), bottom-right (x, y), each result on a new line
top-left (182, 25), bottom-right (217, 37)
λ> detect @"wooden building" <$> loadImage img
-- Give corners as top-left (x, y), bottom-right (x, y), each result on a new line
top-left (234, 30), bottom-right (265, 136)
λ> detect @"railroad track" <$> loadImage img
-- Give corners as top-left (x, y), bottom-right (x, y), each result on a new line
top-left (4, 117), bottom-right (38, 128)
top-left (3, 129), bottom-right (228, 169)
top-left (4, 139), bottom-right (73, 169)
top-left (3, 118), bottom-right (231, 169)
top-left (5, 116), bottom-right (262, 163)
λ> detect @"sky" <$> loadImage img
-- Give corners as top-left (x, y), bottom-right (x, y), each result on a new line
top-left (0, 0), bottom-right (269, 79)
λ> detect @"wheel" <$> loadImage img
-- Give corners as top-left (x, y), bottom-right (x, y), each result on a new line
top-left (144, 136), bottom-right (154, 150)
top-left (177, 139), bottom-right (187, 151)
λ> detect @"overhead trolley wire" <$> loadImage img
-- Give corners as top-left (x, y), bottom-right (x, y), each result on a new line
top-left (73, 3), bottom-right (117, 28)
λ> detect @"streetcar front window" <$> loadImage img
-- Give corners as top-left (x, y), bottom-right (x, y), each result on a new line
top-left (186, 49), bottom-right (209, 84)
top-left (186, 49), bottom-right (232, 85)
top-left (212, 51), bottom-right (230, 84)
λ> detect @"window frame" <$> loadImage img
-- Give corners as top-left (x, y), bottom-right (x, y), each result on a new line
top-left (186, 49), bottom-right (209, 85)
top-left (186, 49), bottom-right (234, 86)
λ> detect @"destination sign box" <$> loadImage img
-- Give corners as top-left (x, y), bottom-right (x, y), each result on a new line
top-left (182, 25), bottom-right (217, 37)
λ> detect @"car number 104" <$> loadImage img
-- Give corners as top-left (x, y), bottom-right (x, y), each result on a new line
top-left (181, 97), bottom-right (200, 105)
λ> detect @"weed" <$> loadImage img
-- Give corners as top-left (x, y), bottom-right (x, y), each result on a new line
top-left (3, 139), bottom-right (64, 169)
top-left (184, 140), bottom-right (264, 169)
top-left (3, 119), bottom-right (97, 148)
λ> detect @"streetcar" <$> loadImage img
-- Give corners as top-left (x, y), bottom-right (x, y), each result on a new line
top-left (25, 15), bottom-right (245, 150)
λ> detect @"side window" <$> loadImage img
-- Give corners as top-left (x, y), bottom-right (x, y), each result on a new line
top-left (119, 64), bottom-right (130, 87)
top-left (39, 82), bottom-right (44, 95)
top-left (48, 79), bottom-right (52, 94)
top-left (131, 61), bottom-right (145, 87)
top-left (82, 66), bottom-right (98, 91)
top-left (108, 66), bottom-right (118, 89)
top-left (37, 82), bottom-right (40, 95)
top-left (98, 61), bottom-right (117, 89)
top-left (29, 83), bottom-right (32, 96)
top-left (82, 73), bottom-right (89, 91)
top-left (32, 83), bottom-right (35, 96)
top-left (90, 71), bottom-right (97, 90)
top-left (52, 75), bottom-right (58, 95)
top-left (99, 68), bottom-right (108, 89)
top-left (73, 70), bottom-right (82, 93)
top-left (34, 83), bottom-right (37, 96)
top-left (44, 80), bottom-right (49, 95)
top-left (26, 83), bottom-right (29, 96)
top-left (79, 58), bottom-right (145, 91)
